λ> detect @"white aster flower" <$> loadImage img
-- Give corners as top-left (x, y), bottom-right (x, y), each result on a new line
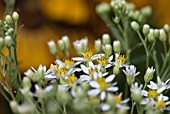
top-left (113, 53), bottom-right (127, 68)
top-left (97, 54), bottom-right (113, 68)
top-left (88, 75), bottom-right (118, 100)
top-left (123, 65), bottom-right (140, 85)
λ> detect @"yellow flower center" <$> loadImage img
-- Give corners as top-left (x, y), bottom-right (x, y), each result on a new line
top-left (83, 50), bottom-right (93, 59)
top-left (114, 95), bottom-right (122, 103)
top-left (117, 55), bottom-right (127, 64)
top-left (66, 74), bottom-right (77, 83)
top-left (148, 90), bottom-right (158, 98)
top-left (57, 67), bottom-right (68, 75)
top-left (156, 100), bottom-right (166, 109)
top-left (97, 55), bottom-right (108, 65)
top-left (97, 77), bottom-right (108, 90)
top-left (64, 59), bottom-right (74, 66)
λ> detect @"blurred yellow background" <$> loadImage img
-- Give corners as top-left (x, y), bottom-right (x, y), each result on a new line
top-left (0, 0), bottom-right (170, 113)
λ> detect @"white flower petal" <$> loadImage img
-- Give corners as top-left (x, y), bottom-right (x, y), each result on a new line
top-left (105, 75), bottom-right (115, 83)
top-left (91, 54), bottom-right (100, 60)
top-left (45, 85), bottom-right (53, 92)
top-left (88, 89), bottom-right (100, 96)
top-left (72, 57), bottom-right (84, 61)
top-left (121, 98), bottom-right (130, 104)
top-left (56, 60), bottom-right (63, 67)
top-left (89, 81), bottom-right (100, 88)
top-left (100, 91), bottom-right (106, 100)
top-left (44, 74), bottom-right (57, 80)
top-left (80, 64), bottom-right (89, 74)
top-left (106, 86), bottom-right (118, 92)
top-left (141, 90), bottom-right (148, 96)
top-left (140, 98), bottom-right (149, 105)
top-left (101, 104), bottom-right (110, 111)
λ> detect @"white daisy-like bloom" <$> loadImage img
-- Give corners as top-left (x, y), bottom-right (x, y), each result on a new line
top-left (101, 93), bottom-right (130, 111)
top-left (97, 54), bottom-right (114, 68)
top-left (147, 76), bottom-right (168, 94)
top-left (88, 75), bottom-right (118, 101)
top-left (113, 53), bottom-right (127, 68)
top-left (154, 94), bottom-right (170, 112)
top-left (123, 65), bottom-right (140, 85)
top-left (123, 65), bottom-right (140, 77)
top-left (72, 49), bottom-right (101, 63)
top-left (31, 84), bottom-right (53, 97)
top-left (78, 61), bottom-right (108, 83)
top-left (130, 82), bottom-right (143, 95)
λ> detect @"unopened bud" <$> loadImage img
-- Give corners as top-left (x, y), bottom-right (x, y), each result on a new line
top-left (113, 40), bottom-right (121, 53)
top-left (62, 36), bottom-right (70, 50)
top-left (96, 3), bottom-right (111, 15)
top-left (82, 38), bottom-right (88, 52)
top-left (12, 12), bottom-right (19, 22)
top-left (147, 29), bottom-right (155, 42)
top-left (141, 6), bottom-right (152, 17)
top-left (76, 43), bottom-right (83, 56)
top-left (94, 39), bottom-right (102, 53)
top-left (163, 24), bottom-right (170, 33)
top-left (22, 77), bottom-right (32, 89)
top-left (113, 64), bottom-right (120, 75)
top-left (154, 29), bottom-right (160, 38)
top-left (144, 66), bottom-right (155, 84)
top-left (58, 39), bottom-right (65, 51)
top-left (5, 15), bottom-right (12, 24)
top-left (102, 34), bottom-right (111, 45)
top-left (7, 28), bottom-right (14, 34)
top-left (48, 40), bottom-right (58, 55)
top-left (5, 36), bottom-right (12, 47)
top-left (10, 101), bottom-right (18, 113)
top-left (142, 24), bottom-right (150, 35)
top-left (104, 44), bottom-right (112, 56)
top-left (159, 29), bottom-right (167, 42)
top-left (113, 16), bottom-right (120, 24)
top-left (131, 21), bottom-right (139, 31)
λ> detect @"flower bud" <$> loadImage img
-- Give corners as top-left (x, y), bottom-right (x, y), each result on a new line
top-left (5, 15), bottom-right (12, 24)
top-left (94, 39), bottom-right (102, 53)
top-left (7, 28), bottom-right (14, 34)
top-left (22, 77), bottom-right (32, 89)
top-left (58, 39), bottom-right (65, 51)
top-left (48, 40), bottom-right (58, 55)
top-left (82, 38), bottom-right (88, 52)
top-left (117, 105), bottom-right (128, 114)
top-left (102, 34), bottom-right (111, 45)
top-left (12, 12), bottom-right (19, 22)
top-left (131, 92), bottom-right (142, 103)
top-left (76, 43), bottom-right (83, 56)
top-left (61, 36), bottom-right (70, 50)
top-left (147, 29), bottom-right (155, 42)
top-left (154, 29), bottom-right (160, 38)
top-left (163, 24), bottom-right (170, 32)
top-left (142, 24), bottom-right (150, 35)
top-left (0, 37), bottom-right (4, 49)
top-left (159, 29), bottom-right (167, 42)
top-left (131, 21), bottom-right (139, 31)
top-left (113, 64), bottom-right (120, 75)
top-left (141, 6), bottom-right (152, 17)
top-left (10, 101), bottom-right (18, 113)
top-left (113, 40), bottom-right (121, 53)
top-left (96, 3), bottom-right (111, 15)
top-left (5, 36), bottom-right (12, 47)
top-left (104, 44), bottom-right (112, 56)
top-left (144, 66), bottom-right (155, 84)
top-left (113, 16), bottom-right (120, 24)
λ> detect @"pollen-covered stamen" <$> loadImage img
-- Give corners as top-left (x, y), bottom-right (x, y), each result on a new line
top-left (117, 55), bottom-right (127, 64)
top-left (97, 77), bottom-right (108, 90)
top-left (97, 55), bottom-right (108, 66)
top-left (66, 73), bottom-right (77, 83)
top-left (114, 95), bottom-right (122, 103)
top-left (148, 90), bottom-right (158, 98)
top-left (156, 100), bottom-right (166, 109)
top-left (57, 67), bottom-right (68, 75)
top-left (83, 50), bottom-right (93, 59)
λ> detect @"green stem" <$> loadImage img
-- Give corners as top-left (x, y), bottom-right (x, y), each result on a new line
top-left (137, 31), bottom-right (149, 68)
top-left (63, 103), bottom-right (67, 114)
top-left (130, 101), bottom-right (135, 114)
top-left (152, 51), bottom-right (159, 76)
